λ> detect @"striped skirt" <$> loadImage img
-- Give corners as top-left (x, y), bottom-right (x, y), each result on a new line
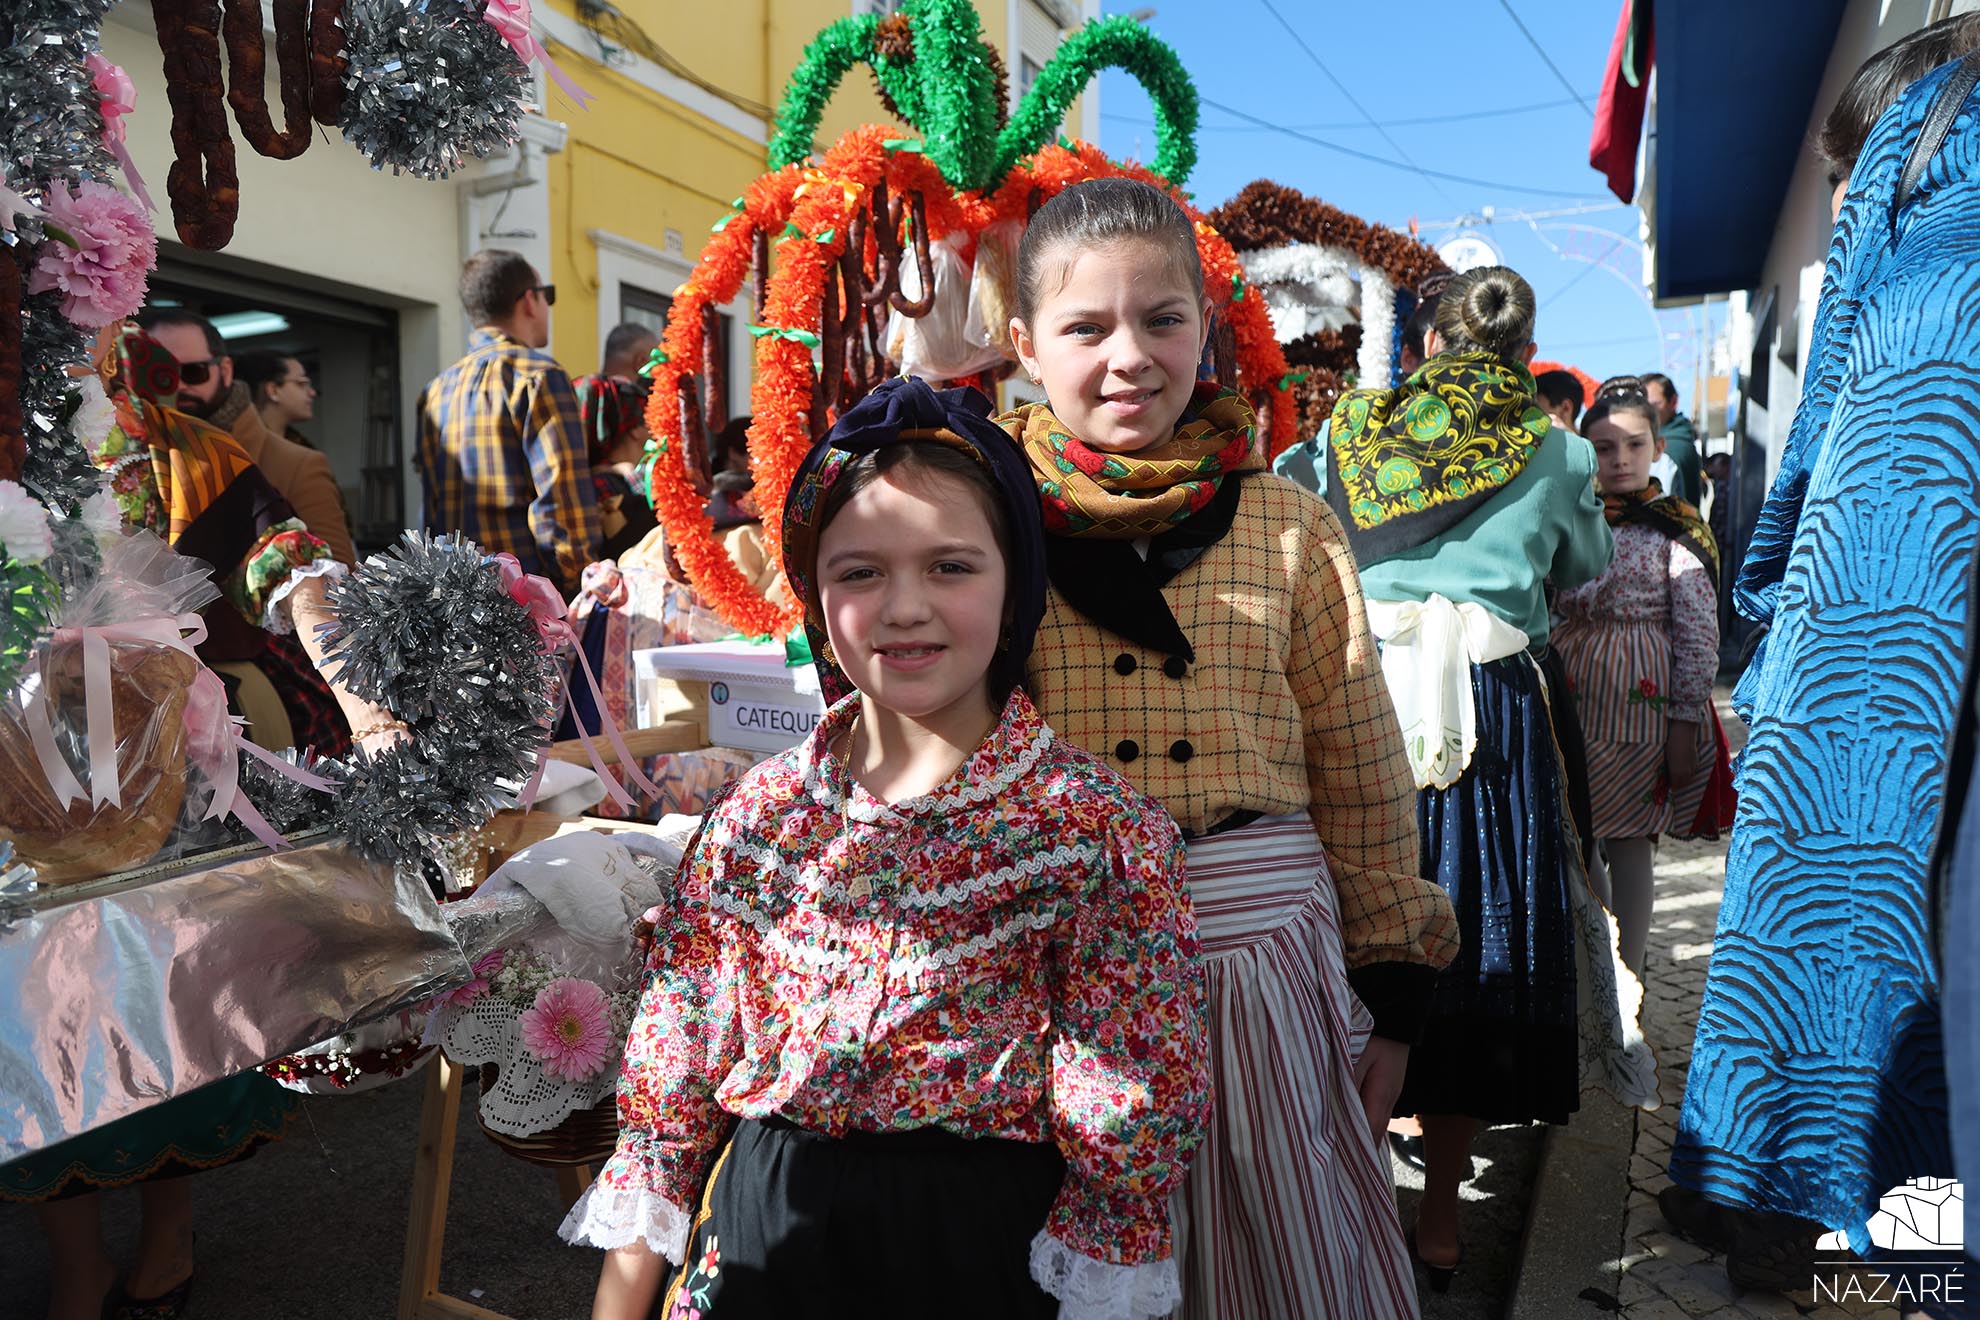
top-left (1172, 815), bottom-right (1418, 1320)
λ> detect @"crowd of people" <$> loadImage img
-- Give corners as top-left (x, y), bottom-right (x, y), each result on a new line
top-left (11, 12), bottom-right (1980, 1320)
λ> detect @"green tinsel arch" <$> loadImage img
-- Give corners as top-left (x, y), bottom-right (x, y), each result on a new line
top-left (767, 0), bottom-right (1197, 190)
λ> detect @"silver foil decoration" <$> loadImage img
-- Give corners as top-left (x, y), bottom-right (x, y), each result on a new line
top-left (338, 0), bottom-right (531, 180)
top-left (0, 835), bottom-right (470, 1162)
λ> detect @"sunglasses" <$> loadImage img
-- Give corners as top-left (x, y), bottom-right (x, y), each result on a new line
top-left (178, 358), bottom-right (221, 386)
top-left (530, 284), bottom-right (556, 307)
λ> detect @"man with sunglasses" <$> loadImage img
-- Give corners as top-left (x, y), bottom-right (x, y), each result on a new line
top-left (136, 307), bottom-right (357, 566)
top-left (416, 248), bottom-right (599, 597)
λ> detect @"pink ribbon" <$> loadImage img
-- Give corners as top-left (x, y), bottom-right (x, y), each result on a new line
top-left (489, 553), bottom-right (662, 812)
top-left (26, 614), bottom-right (339, 851)
top-left (85, 54), bottom-right (153, 212)
top-left (482, 0), bottom-right (596, 109)
top-left (182, 668), bottom-right (341, 850)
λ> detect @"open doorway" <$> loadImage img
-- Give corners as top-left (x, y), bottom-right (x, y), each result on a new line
top-left (146, 258), bottom-right (406, 556)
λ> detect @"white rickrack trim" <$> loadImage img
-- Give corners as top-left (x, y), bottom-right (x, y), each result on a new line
top-left (708, 887), bottom-right (1062, 983)
top-left (261, 557), bottom-right (347, 635)
top-left (708, 888), bottom-right (861, 972)
top-left (557, 1180), bottom-right (691, 1263)
top-left (800, 707), bottom-right (1055, 822)
top-left (891, 907), bottom-right (1060, 982)
top-left (1028, 1231), bottom-right (1182, 1320)
top-left (715, 825), bottom-right (1102, 912)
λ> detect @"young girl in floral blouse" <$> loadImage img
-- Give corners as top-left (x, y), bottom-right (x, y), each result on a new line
top-left (1003, 177), bottom-right (1458, 1319)
top-left (560, 375), bottom-right (1212, 1320)
top-left (1552, 376), bottom-right (1731, 974)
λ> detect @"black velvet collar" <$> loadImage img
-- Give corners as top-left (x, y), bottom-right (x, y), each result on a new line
top-left (1043, 473), bottom-right (1249, 662)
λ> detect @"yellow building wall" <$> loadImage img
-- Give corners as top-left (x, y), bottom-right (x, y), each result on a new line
top-left (540, 0), bottom-right (1093, 376)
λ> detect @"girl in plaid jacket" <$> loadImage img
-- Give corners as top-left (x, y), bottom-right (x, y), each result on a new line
top-left (1001, 177), bottom-right (1457, 1320)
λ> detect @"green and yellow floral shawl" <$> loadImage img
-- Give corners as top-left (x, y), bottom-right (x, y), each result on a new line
top-left (1326, 352), bottom-right (1552, 560)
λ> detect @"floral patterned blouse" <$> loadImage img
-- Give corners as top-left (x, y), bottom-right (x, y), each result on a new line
top-left (561, 688), bottom-right (1211, 1310)
top-left (1554, 522), bottom-right (1719, 733)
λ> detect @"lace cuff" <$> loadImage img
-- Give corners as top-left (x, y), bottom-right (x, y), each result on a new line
top-left (262, 558), bottom-right (347, 635)
top-left (557, 1180), bottom-right (692, 1262)
top-left (1028, 1231), bottom-right (1180, 1320)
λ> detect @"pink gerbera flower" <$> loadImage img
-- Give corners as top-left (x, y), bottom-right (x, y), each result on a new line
top-left (518, 978), bottom-right (613, 1081)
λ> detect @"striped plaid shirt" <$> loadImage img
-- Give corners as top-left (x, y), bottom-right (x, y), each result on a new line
top-left (416, 331), bottom-right (600, 594)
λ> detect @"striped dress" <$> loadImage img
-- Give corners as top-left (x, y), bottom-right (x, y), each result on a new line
top-left (1172, 815), bottom-right (1419, 1319)
top-left (1551, 522), bottom-right (1721, 840)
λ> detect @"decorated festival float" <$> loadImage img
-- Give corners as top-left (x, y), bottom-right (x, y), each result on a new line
top-left (0, 0), bottom-right (1283, 1314)
top-left (1208, 178), bottom-right (1451, 452)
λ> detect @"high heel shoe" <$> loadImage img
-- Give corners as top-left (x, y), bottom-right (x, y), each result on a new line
top-left (1407, 1225), bottom-right (1463, 1294)
top-left (1388, 1130), bottom-right (1426, 1172)
top-left (101, 1272), bottom-right (194, 1320)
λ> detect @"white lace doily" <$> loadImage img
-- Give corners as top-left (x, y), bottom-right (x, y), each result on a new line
top-left (431, 992), bottom-right (620, 1136)
top-left (1028, 1232), bottom-right (1181, 1320)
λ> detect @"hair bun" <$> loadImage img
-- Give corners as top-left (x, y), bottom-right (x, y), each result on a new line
top-left (1431, 265), bottom-right (1537, 361)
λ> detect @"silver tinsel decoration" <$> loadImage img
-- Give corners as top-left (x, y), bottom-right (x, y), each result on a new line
top-left (311, 532), bottom-right (562, 866)
top-left (339, 0), bottom-right (531, 180)
top-left (0, 7), bottom-right (117, 196)
top-left (237, 747), bottom-right (338, 838)
top-left (2, 5), bottom-right (118, 508)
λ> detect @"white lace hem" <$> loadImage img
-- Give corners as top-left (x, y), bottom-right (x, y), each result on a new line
top-left (262, 558), bottom-right (347, 634)
top-left (1028, 1232), bottom-right (1180, 1320)
top-left (557, 1181), bottom-right (691, 1262)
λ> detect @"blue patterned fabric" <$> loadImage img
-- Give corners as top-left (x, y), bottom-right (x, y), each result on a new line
top-left (1671, 61), bottom-right (1980, 1250)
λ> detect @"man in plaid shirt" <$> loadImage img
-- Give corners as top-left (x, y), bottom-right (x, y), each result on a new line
top-left (418, 249), bottom-right (600, 596)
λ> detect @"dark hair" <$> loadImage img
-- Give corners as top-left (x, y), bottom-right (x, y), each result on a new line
top-left (1819, 15), bottom-right (1980, 173)
top-left (1534, 369), bottom-right (1586, 420)
top-left (713, 415), bottom-right (753, 473)
top-left (1016, 178), bottom-right (1203, 324)
top-left (459, 249), bottom-right (537, 325)
top-left (1401, 298), bottom-right (1440, 365)
top-left (1431, 266), bottom-right (1536, 360)
top-left (603, 321), bottom-right (658, 373)
top-left (1582, 374), bottom-right (1662, 436)
top-left (1639, 371), bottom-right (1678, 408)
top-left (135, 306), bottom-right (224, 359)
top-left (234, 349), bottom-right (299, 404)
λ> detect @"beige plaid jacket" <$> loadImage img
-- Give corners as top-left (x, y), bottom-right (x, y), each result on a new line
top-left (1026, 475), bottom-right (1460, 978)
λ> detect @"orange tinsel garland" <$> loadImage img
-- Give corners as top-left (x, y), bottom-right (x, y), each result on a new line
top-left (649, 129), bottom-right (1294, 636)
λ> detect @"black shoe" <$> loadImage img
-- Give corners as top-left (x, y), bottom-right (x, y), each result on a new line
top-left (1407, 1225), bottom-right (1463, 1294)
top-left (1725, 1216), bottom-right (1822, 1294)
top-left (102, 1273), bottom-right (194, 1320)
top-left (1389, 1130), bottom-right (1427, 1172)
top-left (1657, 1184), bottom-right (1741, 1251)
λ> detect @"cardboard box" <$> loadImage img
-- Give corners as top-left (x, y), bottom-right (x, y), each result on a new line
top-left (635, 641), bottom-right (826, 754)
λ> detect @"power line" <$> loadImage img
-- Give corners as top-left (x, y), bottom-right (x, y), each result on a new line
top-left (1254, 0), bottom-right (1455, 203)
top-left (1193, 94), bottom-right (1607, 200)
top-left (1538, 234), bottom-right (1626, 309)
top-left (1496, 0), bottom-right (1595, 116)
top-left (1102, 94), bottom-right (1596, 134)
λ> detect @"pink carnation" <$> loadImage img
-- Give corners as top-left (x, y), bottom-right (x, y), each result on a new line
top-left (517, 978), bottom-right (614, 1082)
top-left (28, 180), bottom-right (155, 330)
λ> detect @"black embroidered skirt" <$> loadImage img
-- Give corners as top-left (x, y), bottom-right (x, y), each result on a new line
top-left (659, 1117), bottom-right (1065, 1320)
top-left (1394, 654), bottom-right (1582, 1126)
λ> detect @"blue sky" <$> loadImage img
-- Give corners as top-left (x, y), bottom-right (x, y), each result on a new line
top-left (1094, 0), bottom-right (1716, 389)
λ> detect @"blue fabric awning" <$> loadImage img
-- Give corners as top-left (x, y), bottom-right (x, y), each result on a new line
top-left (1652, 0), bottom-right (1846, 301)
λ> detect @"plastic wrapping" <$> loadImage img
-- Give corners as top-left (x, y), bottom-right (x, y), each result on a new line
top-left (0, 533), bottom-right (227, 884)
top-left (965, 220), bottom-right (1024, 363)
top-left (888, 233), bottom-right (1010, 383)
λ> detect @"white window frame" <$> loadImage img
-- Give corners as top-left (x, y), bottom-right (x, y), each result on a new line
top-left (590, 228), bottom-right (752, 421)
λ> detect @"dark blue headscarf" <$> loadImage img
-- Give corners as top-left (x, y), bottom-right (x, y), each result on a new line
top-left (781, 376), bottom-right (1046, 704)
